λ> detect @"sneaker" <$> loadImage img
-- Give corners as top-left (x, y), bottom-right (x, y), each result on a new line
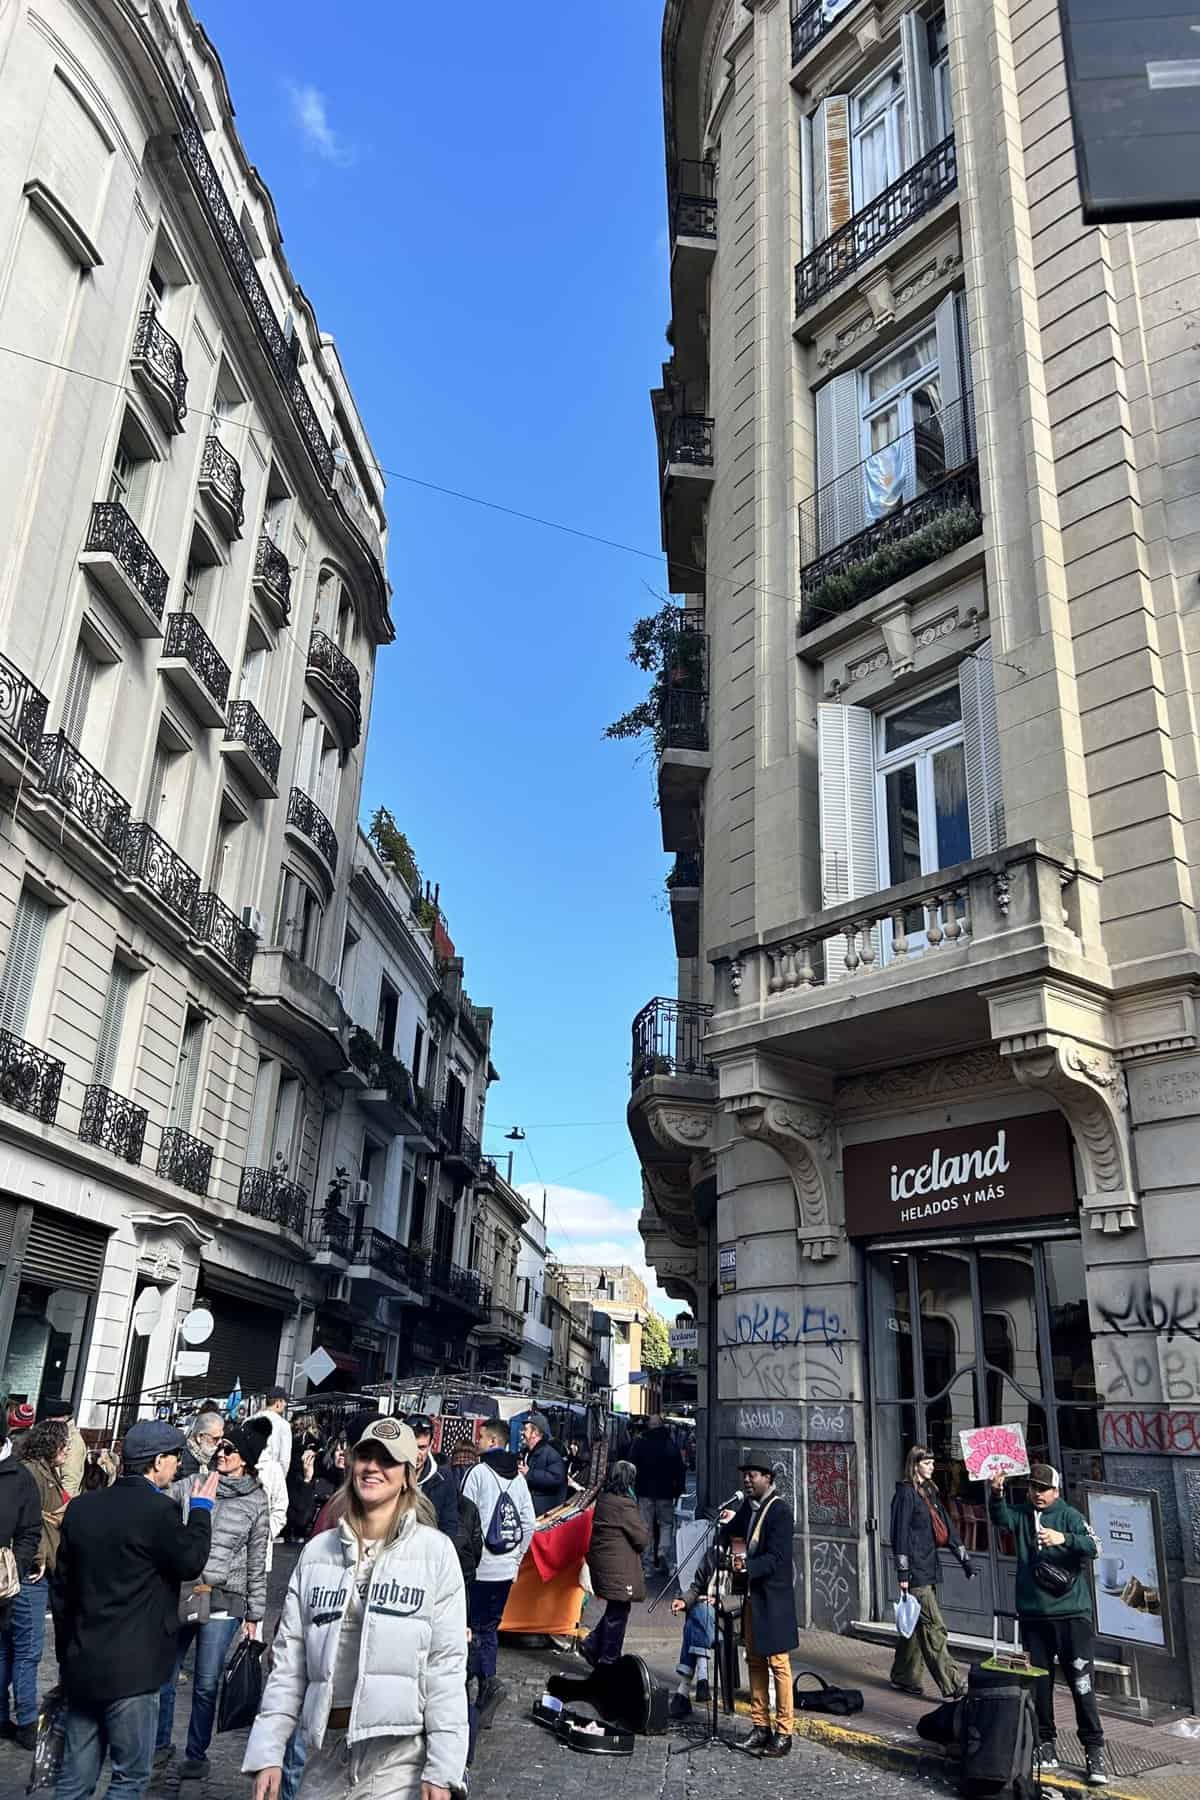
top-left (761, 1731), bottom-right (793, 1758)
top-left (179, 1758), bottom-right (209, 1780)
top-left (1038, 1746), bottom-right (1059, 1771)
top-left (13, 1722), bottom-right (38, 1752)
top-left (152, 1746), bottom-right (176, 1771)
top-left (739, 1725), bottom-right (773, 1754)
top-left (695, 1679), bottom-right (711, 1704)
top-left (1085, 1745), bottom-right (1109, 1787)
top-left (668, 1693), bottom-right (692, 1721)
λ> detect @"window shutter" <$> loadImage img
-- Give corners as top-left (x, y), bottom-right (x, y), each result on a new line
top-left (62, 640), bottom-right (97, 747)
top-left (818, 703), bottom-right (880, 981)
top-left (900, 10), bottom-right (936, 165)
top-left (0, 891), bottom-right (51, 1037)
top-left (934, 290), bottom-right (972, 466)
top-left (810, 96), bottom-right (852, 245)
top-left (960, 642), bottom-right (1004, 854)
top-left (169, 1013), bottom-right (204, 1130)
top-left (93, 959), bottom-right (133, 1088)
top-left (815, 371), bottom-right (865, 555)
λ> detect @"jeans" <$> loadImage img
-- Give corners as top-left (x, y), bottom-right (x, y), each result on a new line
top-left (638, 1496), bottom-right (674, 1571)
top-left (281, 1726), bottom-right (308, 1800)
top-left (1020, 1614), bottom-right (1105, 1748)
top-left (0, 1576), bottom-right (49, 1725)
top-left (57, 1691), bottom-right (159, 1800)
top-left (156, 1615), bottom-right (240, 1762)
top-left (676, 1600), bottom-right (715, 1679)
top-left (582, 1599), bottom-right (631, 1666)
top-left (467, 1578), bottom-right (511, 1681)
top-left (890, 1585), bottom-right (961, 1697)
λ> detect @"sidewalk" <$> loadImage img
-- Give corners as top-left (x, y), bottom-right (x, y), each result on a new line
top-left (602, 1582), bottom-right (1200, 1800)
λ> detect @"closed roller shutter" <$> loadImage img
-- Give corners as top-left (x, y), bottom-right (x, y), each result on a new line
top-left (179, 1287), bottom-right (284, 1400)
top-left (22, 1209), bottom-right (109, 1291)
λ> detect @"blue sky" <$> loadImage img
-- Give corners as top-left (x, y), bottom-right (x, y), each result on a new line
top-left (201, 3), bottom-right (684, 1310)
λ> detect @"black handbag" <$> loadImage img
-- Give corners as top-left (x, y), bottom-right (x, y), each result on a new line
top-left (792, 1670), bottom-right (864, 1716)
top-left (1031, 1558), bottom-right (1074, 1598)
top-left (217, 1638), bottom-right (265, 1733)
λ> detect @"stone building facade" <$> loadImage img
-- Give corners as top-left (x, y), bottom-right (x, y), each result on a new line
top-left (634, 0), bottom-right (1200, 1704)
top-left (0, 0), bottom-right (390, 1427)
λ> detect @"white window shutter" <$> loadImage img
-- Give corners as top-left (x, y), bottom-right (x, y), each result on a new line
top-left (810, 96), bottom-right (852, 245)
top-left (93, 959), bottom-right (133, 1089)
top-left (960, 642), bottom-right (1004, 855)
top-left (934, 290), bottom-right (972, 466)
top-left (818, 703), bottom-right (880, 981)
top-left (900, 10), bottom-right (935, 165)
top-left (170, 1013), bottom-right (205, 1130)
top-left (62, 640), bottom-right (97, 747)
top-left (0, 890), bottom-right (51, 1037)
top-left (815, 371), bottom-right (865, 556)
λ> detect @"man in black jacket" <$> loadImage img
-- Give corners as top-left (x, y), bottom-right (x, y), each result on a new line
top-left (408, 1415), bottom-right (461, 1539)
top-left (54, 1420), bottom-right (217, 1800)
top-left (519, 1412), bottom-right (566, 1517)
top-left (728, 1459), bottom-right (797, 1759)
top-left (632, 1415), bottom-right (685, 1575)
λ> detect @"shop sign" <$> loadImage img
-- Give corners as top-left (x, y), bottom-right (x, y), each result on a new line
top-left (842, 1111), bottom-right (1075, 1238)
top-left (1083, 1484), bottom-right (1173, 1656)
top-left (718, 1244), bottom-right (737, 1292)
top-left (669, 1326), bottom-right (699, 1351)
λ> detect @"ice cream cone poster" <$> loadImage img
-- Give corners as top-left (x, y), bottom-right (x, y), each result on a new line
top-left (959, 1423), bottom-right (1030, 1480)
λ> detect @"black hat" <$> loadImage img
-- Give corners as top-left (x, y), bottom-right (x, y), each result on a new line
top-left (221, 1425), bottom-right (263, 1471)
top-left (36, 1395), bottom-right (72, 1423)
top-left (738, 1454), bottom-right (776, 1477)
top-left (268, 1386), bottom-right (289, 1402)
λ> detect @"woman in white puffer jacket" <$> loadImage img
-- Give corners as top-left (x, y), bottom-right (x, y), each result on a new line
top-left (243, 1418), bottom-right (467, 1800)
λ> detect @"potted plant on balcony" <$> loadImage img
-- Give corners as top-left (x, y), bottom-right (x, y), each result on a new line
top-left (604, 602), bottom-right (706, 760)
top-left (347, 1026), bottom-right (378, 1081)
top-left (805, 501), bottom-right (981, 625)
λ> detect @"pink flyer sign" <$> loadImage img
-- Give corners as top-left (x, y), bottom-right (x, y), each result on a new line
top-left (959, 1423), bottom-right (1030, 1480)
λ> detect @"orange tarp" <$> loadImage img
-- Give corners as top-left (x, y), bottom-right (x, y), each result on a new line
top-left (499, 1556), bottom-right (586, 1636)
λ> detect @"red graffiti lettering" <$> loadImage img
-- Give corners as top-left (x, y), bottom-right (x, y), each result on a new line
top-left (1100, 1408), bottom-right (1200, 1455)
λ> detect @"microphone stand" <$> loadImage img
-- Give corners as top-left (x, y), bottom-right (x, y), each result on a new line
top-left (652, 1508), bottom-right (743, 1757)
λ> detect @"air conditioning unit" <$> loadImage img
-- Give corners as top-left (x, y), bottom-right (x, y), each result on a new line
top-left (241, 906), bottom-right (266, 937)
top-left (352, 1179), bottom-right (371, 1209)
top-left (328, 1274), bottom-right (352, 1304)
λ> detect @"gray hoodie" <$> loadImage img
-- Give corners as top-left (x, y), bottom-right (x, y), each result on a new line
top-left (170, 1473), bottom-right (269, 1620)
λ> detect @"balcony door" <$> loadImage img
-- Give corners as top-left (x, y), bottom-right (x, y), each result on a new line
top-left (876, 685), bottom-right (969, 950)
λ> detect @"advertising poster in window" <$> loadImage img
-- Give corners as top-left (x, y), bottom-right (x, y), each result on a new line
top-left (1083, 1485), bottom-right (1171, 1654)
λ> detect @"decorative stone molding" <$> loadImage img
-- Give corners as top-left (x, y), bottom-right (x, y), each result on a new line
top-left (641, 1166), bottom-right (698, 1247)
top-left (1000, 1032), bottom-right (1136, 1234)
top-left (728, 1094), bottom-right (838, 1260)
top-left (837, 1046), bottom-right (1009, 1115)
top-left (645, 1100), bottom-right (716, 1157)
top-left (127, 1209), bottom-right (212, 1284)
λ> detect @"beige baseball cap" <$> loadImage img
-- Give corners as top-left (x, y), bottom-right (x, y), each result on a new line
top-left (353, 1417), bottom-right (419, 1467)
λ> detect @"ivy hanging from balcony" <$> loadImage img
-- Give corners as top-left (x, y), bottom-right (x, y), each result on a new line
top-left (604, 603), bottom-right (706, 759)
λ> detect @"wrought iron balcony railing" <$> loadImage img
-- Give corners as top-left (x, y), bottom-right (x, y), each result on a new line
top-left (798, 395), bottom-right (980, 632)
top-left (163, 611), bottom-right (231, 712)
top-left (671, 159), bottom-right (717, 240)
top-left (131, 309), bottom-right (188, 429)
top-left (238, 1166), bottom-right (307, 1235)
top-left (175, 117), bottom-right (335, 487)
top-left (84, 503), bottom-right (169, 624)
top-left (38, 732), bottom-right (130, 857)
top-left (796, 134), bottom-right (958, 312)
top-left (307, 630), bottom-right (361, 718)
top-left (333, 465), bottom-right (384, 569)
top-left (658, 609), bottom-right (708, 753)
top-left (662, 687), bottom-right (708, 753)
top-left (667, 414), bottom-right (714, 469)
top-left (287, 787), bottom-right (338, 871)
top-left (353, 1228), bottom-right (420, 1286)
top-left (631, 996), bottom-right (715, 1091)
top-left (0, 1031), bottom-right (65, 1124)
top-left (791, 0), bottom-right (854, 62)
top-left (0, 653), bottom-right (48, 756)
top-left (254, 535), bottom-right (292, 619)
top-left (194, 891), bottom-right (255, 980)
top-left (79, 1083), bottom-right (147, 1164)
top-left (224, 700), bottom-right (282, 785)
top-left (157, 1125), bottom-right (213, 1197)
top-left (122, 821), bottom-right (200, 926)
top-left (199, 435), bottom-right (245, 531)
top-left (429, 1257), bottom-right (489, 1313)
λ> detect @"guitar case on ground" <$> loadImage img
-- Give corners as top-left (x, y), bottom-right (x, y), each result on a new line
top-left (545, 1653), bottom-right (670, 1736)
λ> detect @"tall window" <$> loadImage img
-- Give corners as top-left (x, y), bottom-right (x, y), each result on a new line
top-left (145, 728), bottom-right (187, 840)
top-left (61, 638), bottom-right (99, 747)
top-left (107, 416), bottom-right (152, 518)
top-left (860, 326), bottom-right (943, 518)
top-left (93, 958), bottom-right (135, 1089)
top-left (277, 870), bottom-right (322, 966)
top-left (876, 686), bottom-right (970, 894)
top-left (852, 64), bottom-right (907, 207)
top-left (181, 528), bottom-right (220, 625)
top-left (168, 1009), bottom-right (206, 1132)
top-left (377, 977), bottom-right (399, 1054)
top-left (0, 890), bottom-right (51, 1037)
top-left (208, 797), bottom-right (244, 903)
top-left (271, 1071), bottom-right (301, 1170)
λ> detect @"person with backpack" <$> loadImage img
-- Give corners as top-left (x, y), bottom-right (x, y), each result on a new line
top-left (889, 1445), bottom-right (973, 1700)
top-left (462, 1419), bottom-right (535, 1727)
top-left (581, 1460), bottom-right (649, 1666)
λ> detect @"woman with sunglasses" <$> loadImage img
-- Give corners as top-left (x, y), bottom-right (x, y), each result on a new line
top-left (243, 1418), bottom-right (467, 1800)
top-left (157, 1425), bottom-right (270, 1779)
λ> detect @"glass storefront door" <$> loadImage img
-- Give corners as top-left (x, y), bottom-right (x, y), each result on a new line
top-left (868, 1234), bottom-right (1100, 1636)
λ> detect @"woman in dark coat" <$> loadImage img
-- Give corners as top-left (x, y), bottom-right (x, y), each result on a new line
top-left (889, 1444), bottom-right (973, 1698)
top-left (581, 1460), bottom-right (650, 1666)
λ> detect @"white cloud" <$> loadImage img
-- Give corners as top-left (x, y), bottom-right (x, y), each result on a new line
top-left (285, 81), bottom-right (353, 166)
top-left (517, 1182), bottom-right (686, 1319)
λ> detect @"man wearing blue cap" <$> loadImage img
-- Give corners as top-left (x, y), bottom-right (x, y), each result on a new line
top-left (53, 1420), bottom-right (219, 1800)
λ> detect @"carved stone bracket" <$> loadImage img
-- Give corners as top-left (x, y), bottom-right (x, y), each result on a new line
top-left (641, 1167), bottom-right (698, 1247)
top-left (645, 1100), bottom-right (716, 1157)
top-left (1000, 1033), bottom-right (1137, 1234)
top-left (729, 1094), bottom-right (839, 1260)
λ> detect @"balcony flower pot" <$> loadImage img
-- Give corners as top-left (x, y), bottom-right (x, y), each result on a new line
top-left (805, 501), bottom-right (981, 625)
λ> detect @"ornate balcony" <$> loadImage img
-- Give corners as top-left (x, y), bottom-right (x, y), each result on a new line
top-left (80, 502), bottom-right (168, 637)
top-left (0, 1031), bottom-right (64, 1124)
top-left (175, 117), bottom-right (335, 487)
top-left (286, 787), bottom-right (338, 879)
top-left (666, 414), bottom-right (714, 469)
top-left (791, 0), bottom-right (854, 64)
top-left (795, 134), bottom-right (958, 315)
top-left (252, 535), bottom-right (292, 627)
top-left (220, 700), bottom-right (281, 799)
top-left (672, 160), bottom-right (717, 244)
top-left (37, 732), bottom-right (130, 860)
top-left (248, 947), bottom-right (347, 1072)
top-left (441, 1113), bottom-right (482, 1177)
top-left (160, 611), bottom-right (230, 726)
top-left (198, 436), bottom-right (245, 538)
top-left (307, 630), bottom-right (361, 747)
top-left (130, 309), bottom-right (188, 432)
top-left (661, 415), bottom-right (715, 598)
top-left (0, 652), bottom-right (48, 787)
top-left (798, 396), bottom-right (981, 633)
top-left (333, 464), bottom-right (385, 575)
top-left (237, 1165), bottom-right (307, 1236)
top-left (475, 1300), bottom-right (525, 1351)
top-left (631, 996), bottom-right (714, 1092)
top-left (157, 1125), bottom-right (213, 1197)
top-left (79, 1083), bottom-right (147, 1165)
top-left (349, 1228), bottom-right (424, 1292)
top-left (428, 1257), bottom-right (490, 1317)
top-left (121, 821), bottom-right (200, 929)
top-left (193, 891), bottom-right (255, 982)
top-left (657, 613), bottom-right (709, 854)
